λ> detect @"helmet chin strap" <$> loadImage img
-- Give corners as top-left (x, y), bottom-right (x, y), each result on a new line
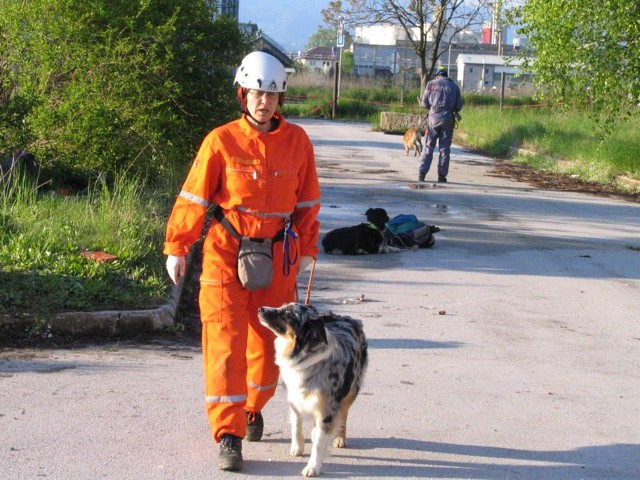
top-left (243, 108), bottom-right (269, 126)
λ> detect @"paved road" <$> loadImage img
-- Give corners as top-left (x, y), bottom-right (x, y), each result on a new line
top-left (2, 119), bottom-right (639, 479)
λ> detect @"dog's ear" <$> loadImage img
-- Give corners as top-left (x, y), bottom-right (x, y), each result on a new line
top-left (297, 303), bottom-right (319, 323)
top-left (299, 320), bottom-right (328, 346)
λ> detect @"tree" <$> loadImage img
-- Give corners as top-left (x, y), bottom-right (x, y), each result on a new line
top-left (512, 0), bottom-right (640, 122)
top-left (321, 0), bottom-right (491, 93)
top-left (306, 27), bottom-right (342, 50)
top-left (341, 51), bottom-right (356, 76)
top-left (0, 0), bottom-right (248, 187)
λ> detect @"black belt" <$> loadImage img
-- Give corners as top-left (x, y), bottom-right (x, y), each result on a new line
top-left (213, 206), bottom-right (286, 242)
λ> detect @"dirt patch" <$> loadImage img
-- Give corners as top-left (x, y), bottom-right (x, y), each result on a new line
top-left (491, 160), bottom-right (640, 204)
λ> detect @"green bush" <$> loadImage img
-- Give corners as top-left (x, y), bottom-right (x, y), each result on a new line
top-left (0, 0), bottom-right (248, 189)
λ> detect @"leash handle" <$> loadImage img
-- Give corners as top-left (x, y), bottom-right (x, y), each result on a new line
top-left (282, 219), bottom-right (298, 276)
top-left (304, 259), bottom-right (317, 305)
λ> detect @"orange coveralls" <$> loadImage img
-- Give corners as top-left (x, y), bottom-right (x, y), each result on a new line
top-left (164, 113), bottom-right (320, 442)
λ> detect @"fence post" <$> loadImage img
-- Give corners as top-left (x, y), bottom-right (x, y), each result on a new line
top-left (500, 72), bottom-right (506, 111)
top-left (332, 61), bottom-right (339, 119)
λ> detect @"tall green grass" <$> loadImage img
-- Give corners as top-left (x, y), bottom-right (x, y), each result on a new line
top-left (458, 106), bottom-right (640, 183)
top-left (0, 172), bottom-right (168, 317)
top-left (284, 75), bottom-right (423, 122)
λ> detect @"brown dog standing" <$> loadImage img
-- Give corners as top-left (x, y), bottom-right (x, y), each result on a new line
top-left (403, 128), bottom-right (423, 156)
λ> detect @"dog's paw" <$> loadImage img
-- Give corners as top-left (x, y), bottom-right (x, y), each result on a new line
top-left (332, 436), bottom-right (347, 448)
top-left (302, 462), bottom-right (322, 477)
top-left (290, 443), bottom-right (304, 457)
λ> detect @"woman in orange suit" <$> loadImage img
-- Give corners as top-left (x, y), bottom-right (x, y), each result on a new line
top-left (163, 51), bottom-right (320, 472)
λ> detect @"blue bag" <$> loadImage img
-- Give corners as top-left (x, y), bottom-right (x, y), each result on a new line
top-left (385, 214), bottom-right (437, 249)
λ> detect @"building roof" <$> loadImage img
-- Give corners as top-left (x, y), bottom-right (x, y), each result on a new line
top-left (252, 35), bottom-right (294, 68)
top-left (299, 46), bottom-right (337, 61)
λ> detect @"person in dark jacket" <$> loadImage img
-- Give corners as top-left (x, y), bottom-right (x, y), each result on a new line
top-left (418, 66), bottom-right (463, 183)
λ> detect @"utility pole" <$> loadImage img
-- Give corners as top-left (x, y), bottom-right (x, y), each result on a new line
top-left (336, 17), bottom-right (345, 99)
top-left (493, 0), bottom-right (504, 56)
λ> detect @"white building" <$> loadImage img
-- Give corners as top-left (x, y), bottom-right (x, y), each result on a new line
top-left (456, 54), bottom-right (533, 92)
top-left (349, 24), bottom-right (532, 93)
top-left (354, 23), bottom-right (478, 46)
top-left (355, 24), bottom-right (416, 45)
top-left (298, 47), bottom-right (338, 75)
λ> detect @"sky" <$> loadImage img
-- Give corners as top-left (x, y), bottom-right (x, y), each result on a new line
top-left (238, 1), bottom-right (520, 52)
top-left (239, 0), bottom-right (325, 53)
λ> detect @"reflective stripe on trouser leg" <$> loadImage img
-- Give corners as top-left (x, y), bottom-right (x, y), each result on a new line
top-left (243, 244), bottom-right (298, 412)
top-left (200, 270), bottom-right (251, 442)
top-left (245, 313), bottom-right (279, 412)
top-left (202, 319), bottom-right (249, 442)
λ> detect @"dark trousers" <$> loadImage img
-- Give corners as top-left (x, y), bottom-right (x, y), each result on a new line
top-left (418, 118), bottom-right (454, 178)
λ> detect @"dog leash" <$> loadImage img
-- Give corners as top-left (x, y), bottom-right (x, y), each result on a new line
top-left (304, 259), bottom-right (317, 305)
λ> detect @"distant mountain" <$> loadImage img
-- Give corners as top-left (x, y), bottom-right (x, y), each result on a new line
top-left (239, 0), bottom-right (325, 53)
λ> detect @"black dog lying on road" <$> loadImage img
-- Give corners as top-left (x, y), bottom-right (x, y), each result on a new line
top-left (322, 208), bottom-right (390, 255)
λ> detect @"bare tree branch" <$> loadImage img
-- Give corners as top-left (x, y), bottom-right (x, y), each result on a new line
top-left (323, 0), bottom-right (492, 93)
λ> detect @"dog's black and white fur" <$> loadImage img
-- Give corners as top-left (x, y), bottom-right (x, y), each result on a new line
top-left (322, 207), bottom-right (392, 255)
top-left (258, 303), bottom-right (368, 477)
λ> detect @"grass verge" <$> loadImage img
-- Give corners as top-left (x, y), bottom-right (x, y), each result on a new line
top-left (457, 105), bottom-right (640, 185)
top-left (0, 172), bottom-right (168, 320)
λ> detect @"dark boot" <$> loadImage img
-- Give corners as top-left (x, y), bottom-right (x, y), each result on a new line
top-left (245, 410), bottom-right (264, 442)
top-left (218, 434), bottom-right (243, 472)
top-left (438, 175), bottom-right (447, 183)
top-left (418, 174), bottom-right (426, 182)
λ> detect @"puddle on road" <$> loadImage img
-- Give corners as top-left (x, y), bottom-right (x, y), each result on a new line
top-left (427, 203), bottom-right (464, 217)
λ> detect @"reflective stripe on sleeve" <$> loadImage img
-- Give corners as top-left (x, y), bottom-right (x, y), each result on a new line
top-left (179, 190), bottom-right (209, 207)
top-left (296, 198), bottom-right (321, 209)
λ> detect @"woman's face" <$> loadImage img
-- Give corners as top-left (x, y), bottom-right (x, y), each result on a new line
top-left (245, 89), bottom-right (279, 125)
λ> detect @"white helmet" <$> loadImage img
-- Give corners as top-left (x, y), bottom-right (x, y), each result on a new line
top-left (234, 51), bottom-right (287, 93)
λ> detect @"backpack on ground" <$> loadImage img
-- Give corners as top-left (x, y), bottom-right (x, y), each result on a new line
top-left (384, 214), bottom-right (439, 249)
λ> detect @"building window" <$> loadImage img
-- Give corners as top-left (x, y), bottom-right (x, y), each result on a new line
top-left (210, 1), bottom-right (239, 20)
